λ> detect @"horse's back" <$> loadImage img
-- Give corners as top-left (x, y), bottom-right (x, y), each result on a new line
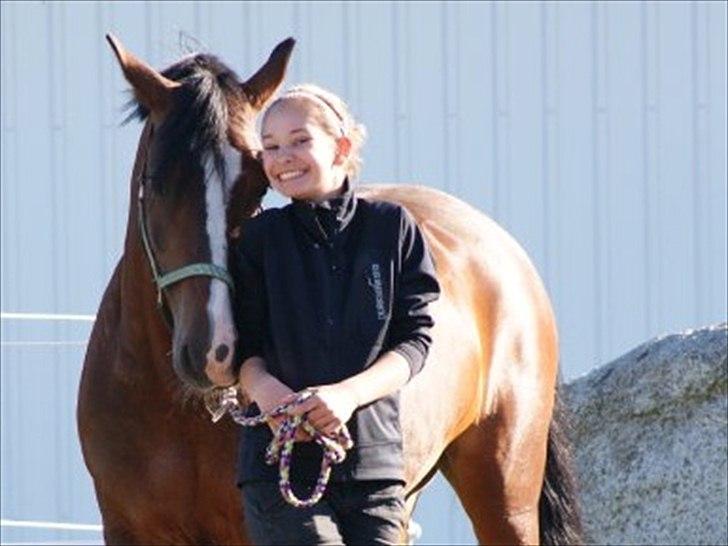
top-left (358, 183), bottom-right (557, 358)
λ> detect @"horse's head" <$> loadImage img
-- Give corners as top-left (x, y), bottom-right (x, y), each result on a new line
top-left (107, 34), bottom-right (293, 391)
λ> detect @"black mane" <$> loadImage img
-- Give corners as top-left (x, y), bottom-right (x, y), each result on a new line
top-left (125, 53), bottom-right (243, 187)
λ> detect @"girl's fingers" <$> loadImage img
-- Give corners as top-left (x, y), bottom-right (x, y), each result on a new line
top-left (265, 416), bottom-right (282, 434)
top-left (295, 430), bottom-right (313, 442)
top-left (313, 415), bottom-right (339, 432)
top-left (321, 420), bottom-right (342, 436)
top-left (306, 406), bottom-right (330, 423)
top-left (288, 396), bottom-right (319, 416)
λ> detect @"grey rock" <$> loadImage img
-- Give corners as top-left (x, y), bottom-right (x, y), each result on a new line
top-left (564, 323), bottom-right (728, 546)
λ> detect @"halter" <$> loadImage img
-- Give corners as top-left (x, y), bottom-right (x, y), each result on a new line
top-left (136, 142), bottom-right (235, 327)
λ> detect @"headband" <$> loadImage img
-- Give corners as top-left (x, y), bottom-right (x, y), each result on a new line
top-left (282, 90), bottom-right (346, 136)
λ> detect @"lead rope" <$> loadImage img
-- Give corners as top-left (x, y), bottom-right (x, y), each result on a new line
top-left (205, 387), bottom-right (353, 508)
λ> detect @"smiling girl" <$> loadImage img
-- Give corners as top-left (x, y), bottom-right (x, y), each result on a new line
top-left (233, 84), bottom-right (440, 545)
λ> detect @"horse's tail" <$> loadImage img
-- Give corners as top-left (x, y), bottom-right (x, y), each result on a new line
top-left (539, 386), bottom-right (584, 545)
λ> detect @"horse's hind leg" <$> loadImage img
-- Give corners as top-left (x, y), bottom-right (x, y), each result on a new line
top-left (438, 399), bottom-right (551, 545)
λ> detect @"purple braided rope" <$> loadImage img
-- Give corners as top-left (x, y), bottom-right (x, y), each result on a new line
top-left (205, 388), bottom-right (353, 508)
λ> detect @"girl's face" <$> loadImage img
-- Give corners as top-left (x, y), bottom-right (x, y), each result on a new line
top-left (260, 99), bottom-right (350, 202)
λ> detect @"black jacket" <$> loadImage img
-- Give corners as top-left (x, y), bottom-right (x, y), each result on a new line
top-left (233, 184), bottom-right (440, 484)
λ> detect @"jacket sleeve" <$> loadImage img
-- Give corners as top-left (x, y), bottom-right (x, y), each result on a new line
top-left (387, 208), bottom-right (441, 380)
top-left (232, 222), bottom-right (268, 366)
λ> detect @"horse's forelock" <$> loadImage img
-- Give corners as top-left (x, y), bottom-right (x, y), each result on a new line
top-left (123, 53), bottom-right (245, 190)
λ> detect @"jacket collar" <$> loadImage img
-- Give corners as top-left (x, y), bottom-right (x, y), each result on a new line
top-left (290, 179), bottom-right (357, 242)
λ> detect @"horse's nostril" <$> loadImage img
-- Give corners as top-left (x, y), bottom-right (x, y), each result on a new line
top-left (181, 344), bottom-right (193, 370)
top-left (214, 344), bottom-right (230, 363)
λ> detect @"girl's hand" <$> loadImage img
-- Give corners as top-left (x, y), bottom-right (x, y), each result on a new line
top-left (288, 384), bottom-right (359, 437)
top-left (252, 376), bottom-right (311, 441)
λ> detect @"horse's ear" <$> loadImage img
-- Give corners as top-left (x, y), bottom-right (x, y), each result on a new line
top-left (106, 33), bottom-right (181, 115)
top-left (241, 37), bottom-right (295, 111)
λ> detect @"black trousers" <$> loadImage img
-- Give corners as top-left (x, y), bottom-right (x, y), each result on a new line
top-left (241, 480), bottom-right (406, 545)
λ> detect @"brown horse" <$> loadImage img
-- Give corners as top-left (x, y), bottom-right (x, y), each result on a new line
top-left (78, 35), bottom-right (582, 545)
top-left (77, 34), bottom-right (288, 545)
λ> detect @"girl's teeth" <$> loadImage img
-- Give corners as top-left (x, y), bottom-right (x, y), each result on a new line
top-left (279, 170), bottom-right (304, 181)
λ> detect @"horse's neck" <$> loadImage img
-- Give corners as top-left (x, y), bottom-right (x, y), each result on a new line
top-left (115, 173), bottom-right (173, 372)
top-left (119, 237), bottom-right (170, 355)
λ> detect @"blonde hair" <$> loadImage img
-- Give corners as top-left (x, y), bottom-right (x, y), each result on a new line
top-left (261, 83), bottom-right (367, 180)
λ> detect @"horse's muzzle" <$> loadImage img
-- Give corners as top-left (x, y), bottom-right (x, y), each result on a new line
top-left (173, 343), bottom-right (213, 390)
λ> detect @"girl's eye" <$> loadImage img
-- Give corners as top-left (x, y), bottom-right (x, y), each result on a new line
top-left (263, 144), bottom-right (279, 151)
top-left (294, 137), bottom-right (310, 146)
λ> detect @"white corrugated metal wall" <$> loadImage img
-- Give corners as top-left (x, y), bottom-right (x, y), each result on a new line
top-left (1, 1), bottom-right (726, 544)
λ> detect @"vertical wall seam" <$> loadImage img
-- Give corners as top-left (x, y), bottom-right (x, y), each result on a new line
top-left (391, 3), bottom-right (400, 180)
top-left (691, 2), bottom-right (701, 324)
top-left (11, 0), bottom-right (20, 503)
top-left (655, 2), bottom-right (662, 331)
top-left (7, 0), bottom-right (19, 474)
top-left (454, 2), bottom-right (461, 196)
top-left (591, 3), bottom-right (603, 362)
top-left (704, 1), bottom-right (713, 314)
top-left (62, 3), bottom-right (76, 498)
top-left (61, 0), bottom-right (71, 517)
top-left (404, 2), bottom-right (412, 179)
top-left (556, 6), bottom-right (562, 300)
top-left (342, 3), bottom-right (349, 101)
top-left (47, 6), bottom-right (61, 310)
top-left (288, 3), bottom-right (298, 79)
top-left (11, 0), bottom-right (19, 316)
top-left (641, 1), bottom-right (652, 334)
top-left (158, 1), bottom-right (165, 63)
top-left (97, 2), bottom-right (109, 287)
top-left (193, 1), bottom-right (201, 41)
top-left (355, 2), bottom-right (363, 116)
top-left (604, 5), bottom-right (612, 359)
top-left (45, 1), bottom-right (62, 521)
top-left (57, 1), bottom-right (66, 317)
top-left (305, 3), bottom-right (313, 79)
top-left (109, 1), bottom-right (119, 249)
top-left (61, 2), bottom-right (71, 318)
top-left (0, 3), bottom-right (19, 507)
top-left (441, 2), bottom-right (450, 192)
top-left (240, 6), bottom-right (251, 70)
top-left (504, 3), bottom-right (511, 221)
top-left (145, 1), bottom-right (152, 61)
top-left (490, 3), bottom-right (499, 218)
top-left (541, 2), bottom-right (550, 287)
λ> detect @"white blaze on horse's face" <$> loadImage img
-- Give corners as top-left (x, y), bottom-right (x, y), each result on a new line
top-left (203, 143), bottom-right (240, 386)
